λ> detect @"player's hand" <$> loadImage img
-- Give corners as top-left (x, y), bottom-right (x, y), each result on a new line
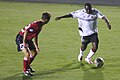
top-left (23, 42), bottom-right (29, 48)
top-left (36, 47), bottom-right (40, 53)
top-left (55, 17), bottom-right (61, 21)
top-left (107, 24), bottom-right (111, 30)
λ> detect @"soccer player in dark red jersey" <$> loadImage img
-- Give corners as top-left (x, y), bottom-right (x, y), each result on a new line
top-left (15, 12), bottom-right (51, 76)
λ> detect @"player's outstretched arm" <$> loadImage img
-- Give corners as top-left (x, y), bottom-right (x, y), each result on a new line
top-left (34, 36), bottom-right (40, 53)
top-left (55, 14), bottom-right (73, 21)
top-left (102, 16), bottom-right (111, 30)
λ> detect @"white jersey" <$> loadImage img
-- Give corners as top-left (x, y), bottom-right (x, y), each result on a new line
top-left (70, 8), bottom-right (104, 36)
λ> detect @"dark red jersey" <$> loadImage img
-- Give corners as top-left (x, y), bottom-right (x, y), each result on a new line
top-left (19, 20), bottom-right (43, 40)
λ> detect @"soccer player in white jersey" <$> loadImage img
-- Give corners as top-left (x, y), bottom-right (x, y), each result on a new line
top-left (55, 3), bottom-right (111, 64)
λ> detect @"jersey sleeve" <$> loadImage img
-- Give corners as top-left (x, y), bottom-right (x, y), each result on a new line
top-left (25, 23), bottom-right (34, 33)
top-left (96, 9), bottom-right (105, 19)
top-left (70, 10), bottom-right (82, 18)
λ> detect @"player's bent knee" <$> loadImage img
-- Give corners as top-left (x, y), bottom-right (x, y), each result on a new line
top-left (31, 50), bottom-right (38, 57)
top-left (92, 47), bottom-right (98, 52)
top-left (81, 45), bottom-right (87, 51)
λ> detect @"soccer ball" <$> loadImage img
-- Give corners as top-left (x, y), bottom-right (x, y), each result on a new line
top-left (94, 57), bottom-right (104, 68)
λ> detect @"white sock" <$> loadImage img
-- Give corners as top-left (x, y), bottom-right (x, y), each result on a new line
top-left (86, 49), bottom-right (94, 59)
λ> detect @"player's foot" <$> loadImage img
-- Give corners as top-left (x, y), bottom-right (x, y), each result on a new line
top-left (23, 71), bottom-right (33, 76)
top-left (28, 67), bottom-right (35, 73)
top-left (85, 58), bottom-right (93, 64)
top-left (78, 54), bottom-right (83, 62)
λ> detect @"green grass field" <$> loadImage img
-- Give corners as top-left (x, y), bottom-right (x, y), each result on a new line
top-left (0, 1), bottom-right (120, 80)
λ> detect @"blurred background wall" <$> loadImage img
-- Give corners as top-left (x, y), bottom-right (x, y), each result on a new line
top-left (1, 0), bottom-right (120, 6)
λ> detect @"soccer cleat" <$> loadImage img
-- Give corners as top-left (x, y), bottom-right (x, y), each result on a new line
top-left (28, 67), bottom-right (35, 73)
top-left (85, 58), bottom-right (93, 64)
top-left (78, 54), bottom-right (83, 62)
top-left (23, 71), bottom-right (33, 76)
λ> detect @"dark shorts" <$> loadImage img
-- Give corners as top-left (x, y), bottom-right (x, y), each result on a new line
top-left (81, 33), bottom-right (99, 46)
top-left (15, 34), bottom-right (36, 52)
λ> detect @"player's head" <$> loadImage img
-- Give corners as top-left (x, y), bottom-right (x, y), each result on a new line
top-left (41, 12), bottom-right (51, 24)
top-left (84, 3), bottom-right (92, 14)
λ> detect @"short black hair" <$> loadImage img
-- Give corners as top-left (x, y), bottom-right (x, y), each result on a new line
top-left (84, 3), bottom-right (92, 14)
top-left (84, 3), bottom-right (92, 9)
top-left (41, 12), bottom-right (51, 20)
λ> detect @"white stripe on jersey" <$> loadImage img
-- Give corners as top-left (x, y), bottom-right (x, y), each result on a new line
top-left (21, 24), bottom-right (31, 33)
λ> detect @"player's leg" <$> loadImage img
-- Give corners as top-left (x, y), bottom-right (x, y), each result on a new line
top-left (78, 36), bottom-right (89, 62)
top-left (85, 42), bottom-right (97, 64)
top-left (27, 40), bottom-right (37, 65)
top-left (15, 34), bottom-right (33, 76)
top-left (29, 49), bottom-right (38, 64)
top-left (85, 33), bottom-right (99, 64)
top-left (27, 40), bottom-right (39, 72)
top-left (22, 48), bottom-right (30, 72)
top-left (21, 47), bottom-right (33, 76)
top-left (27, 49), bottom-right (38, 72)
top-left (29, 50), bottom-right (38, 66)
top-left (78, 44), bottom-right (87, 62)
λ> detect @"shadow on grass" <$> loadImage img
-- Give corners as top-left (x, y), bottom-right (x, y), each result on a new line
top-left (1, 61), bottom-right (104, 80)
top-left (1, 73), bottom-right (33, 80)
top-left (81, 63), bottom-right (104, 80)
top-left (35, 61), bottom-right (81, 77)
top-left (1, 61), bottom-right (81, 80)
